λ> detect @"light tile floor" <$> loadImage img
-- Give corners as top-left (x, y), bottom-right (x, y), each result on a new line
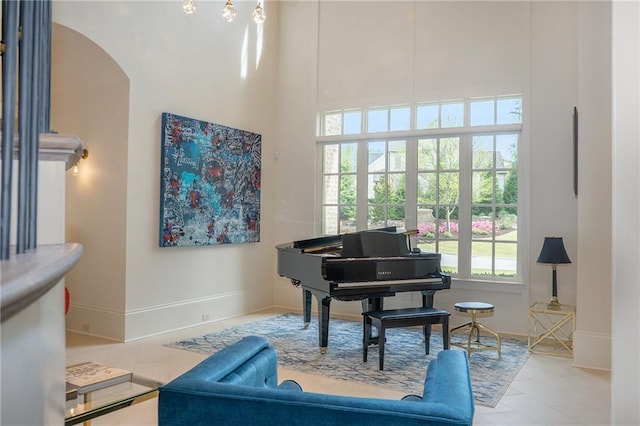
top-left (66, 308), bottom-right (611, 425)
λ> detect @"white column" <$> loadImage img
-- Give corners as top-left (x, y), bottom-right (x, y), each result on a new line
top-left (612, 0), bottom-right (640, 423)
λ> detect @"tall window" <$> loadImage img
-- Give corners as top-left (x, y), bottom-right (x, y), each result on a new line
top-left (322, 143), bottom-right (357, 235)
top-left (417, 137), bottom-right (460, 275)
top-left (318, 96), bottom-right (522, 282)
top-left (367, 140), bottom-right (406, 229)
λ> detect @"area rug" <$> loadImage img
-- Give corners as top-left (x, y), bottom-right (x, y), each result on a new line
top-left (165, 312), bottom-right (528, 407)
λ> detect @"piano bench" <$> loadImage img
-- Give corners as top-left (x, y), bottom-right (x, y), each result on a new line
top-left (362, 307), bottom-right (451, 370)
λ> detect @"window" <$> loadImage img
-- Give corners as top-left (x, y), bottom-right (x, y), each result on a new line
top-left (417, 137), bottom-right (460, 275)
top-left (322, 143), bottom-right (357, 235)
top-left (367, 140), bottom-right (407, 229)
top-left (318, 96), bottom-right (522, 282)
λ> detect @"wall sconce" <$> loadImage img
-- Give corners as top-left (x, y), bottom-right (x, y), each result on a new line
top-left (71, 149), bottom-right (89, 177)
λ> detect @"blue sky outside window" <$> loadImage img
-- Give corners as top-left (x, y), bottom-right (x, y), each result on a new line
top-left (343, 111), bottom-right (362, 134)
top-left (368, 109), bottom-right (388, 133)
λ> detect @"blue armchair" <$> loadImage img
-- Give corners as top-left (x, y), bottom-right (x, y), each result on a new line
top-left (159, 335), bottom-right (474, 425)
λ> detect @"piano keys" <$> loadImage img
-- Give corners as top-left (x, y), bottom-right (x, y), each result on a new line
top-left (276, 227), bottom-right (451, 353)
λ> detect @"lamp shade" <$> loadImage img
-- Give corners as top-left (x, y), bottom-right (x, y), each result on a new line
top-left (536, 237), bottom-right (571, 264)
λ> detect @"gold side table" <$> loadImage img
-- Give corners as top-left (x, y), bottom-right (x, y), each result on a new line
top-left (528, 302), bottom-right (576, 357)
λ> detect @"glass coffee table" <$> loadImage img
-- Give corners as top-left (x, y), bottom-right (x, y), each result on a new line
top-left (65, 373), bottom-right (163, 425)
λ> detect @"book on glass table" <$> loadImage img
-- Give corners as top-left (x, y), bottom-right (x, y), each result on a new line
top-left (66, 362), bottom-right (133, 395)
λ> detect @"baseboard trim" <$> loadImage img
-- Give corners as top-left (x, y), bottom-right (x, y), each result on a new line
top-left (572, 329), bottom-right (611, 370)
top-left (67, 289), bottom-right (274, 342)
top-left (66, 304), bottom-right (125, 341)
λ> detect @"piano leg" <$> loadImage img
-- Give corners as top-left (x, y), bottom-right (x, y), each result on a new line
top-left (302, 290), bottom-right (312, 328)
top-left (318, 296), bottom-right (331, 354)
top-left (362, 298), bottom-right (383, 345)
top-left (300, 288), bottom-right (333, 354)
top-left (421, 290), bottom-right (435, 308)
top-left (304, 289), bottom-right (332, 354)
top-left (422, 290), bottom-right (435, 351)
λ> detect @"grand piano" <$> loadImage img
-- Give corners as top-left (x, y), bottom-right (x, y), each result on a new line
top-left (276, 227), bottom-right (451, 353)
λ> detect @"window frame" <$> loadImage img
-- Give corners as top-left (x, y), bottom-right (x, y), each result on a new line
top-left (317, 97), bottom-right (524, 285)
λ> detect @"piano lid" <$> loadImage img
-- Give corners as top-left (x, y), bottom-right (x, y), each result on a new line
top-left (344, 228), bottom-right (419, 258)
top-left (291, 234), bottom-right (342, 252)
top-left (276, 226), bottom-right (419, 257)
top-left (359, 231), bottom-right (410, 257)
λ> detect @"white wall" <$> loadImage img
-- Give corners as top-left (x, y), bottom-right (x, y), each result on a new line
top-left (53, 0), bottom-right (280, 340)
top-left (52, 1), bottom-right (612, 377)
top-left (1, 281), bottom-right (66, 425)
top-left (6, 161), bottom-right (66, 245)
top-left (274, 1), bottom-right (584, 339)
top-left (612, 1), bottom-right (640, 422)
top-left (1, 161), bottom-right (68, 425)
top-left (317, 1), bottom-right (529, 108)
top-left (53, 24), bottom-right (129, 340)
top-left (272, 1), bottom-right (321, 312)
top-left (528, 1), bottom-right (579, 309)
top-left (574, 1), bottom-right (612, 370)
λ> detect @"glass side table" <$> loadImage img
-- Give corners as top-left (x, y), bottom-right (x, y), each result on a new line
top-left (65, 373), bottom-right (162, 425)
top-left (528, 302), bottom-right (576, 357)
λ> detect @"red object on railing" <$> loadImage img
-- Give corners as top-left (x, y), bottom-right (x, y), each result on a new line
top-left (65, 287), bottom-right (70, 314)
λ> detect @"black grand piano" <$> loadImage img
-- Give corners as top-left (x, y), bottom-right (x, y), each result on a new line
top-left (276, 227), bottom-right (451, 353)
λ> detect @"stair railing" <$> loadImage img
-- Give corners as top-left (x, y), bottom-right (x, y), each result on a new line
top-left (1, 0), bottom-right (52, 259)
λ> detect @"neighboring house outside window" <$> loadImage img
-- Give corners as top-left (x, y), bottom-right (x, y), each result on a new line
top-left (317, 96), bottom-right (522, 283)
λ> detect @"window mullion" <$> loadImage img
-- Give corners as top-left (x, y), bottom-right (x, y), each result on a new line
top-left (457, 134), bottom-right (472, 278)
top-left (356, 141), bottom-right (369, 230)
top-left (316, 144), bottom-right (326, 235)
top-left (405, 138), bottom-right (418, 232)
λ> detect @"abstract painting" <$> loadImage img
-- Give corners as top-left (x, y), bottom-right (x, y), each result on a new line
top-left (159, 112), bottom-right (261, 247)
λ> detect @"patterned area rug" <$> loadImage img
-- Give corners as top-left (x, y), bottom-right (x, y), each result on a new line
top-left (165, 312), bottom-right (529, 407)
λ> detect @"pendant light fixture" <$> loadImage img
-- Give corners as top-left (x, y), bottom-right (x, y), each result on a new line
top-left (182, 0), bottom-right (197, 15)
top-left (181, 1), bottom-right (263, 24)
top-left (222, 0), bottom-right (238, 22)
top-left (252, 1), bottom-right (266, 24)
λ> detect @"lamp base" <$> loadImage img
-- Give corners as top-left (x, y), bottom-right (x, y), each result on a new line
top-left (547, 297), bottom-right (561, 310)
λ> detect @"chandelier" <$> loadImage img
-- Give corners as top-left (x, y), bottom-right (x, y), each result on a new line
top-left (182, 0), bottom-right (266, 24)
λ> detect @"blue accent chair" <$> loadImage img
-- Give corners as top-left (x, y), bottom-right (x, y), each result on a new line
top-left (158, 335), bottom-right (474, 426)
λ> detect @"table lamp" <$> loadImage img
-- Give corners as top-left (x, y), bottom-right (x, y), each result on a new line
top-left (536, 237), bottom-right (571, 309)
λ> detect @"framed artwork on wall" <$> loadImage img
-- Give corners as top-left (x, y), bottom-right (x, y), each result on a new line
top-left (159, 112), bottom-right (261, 247)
